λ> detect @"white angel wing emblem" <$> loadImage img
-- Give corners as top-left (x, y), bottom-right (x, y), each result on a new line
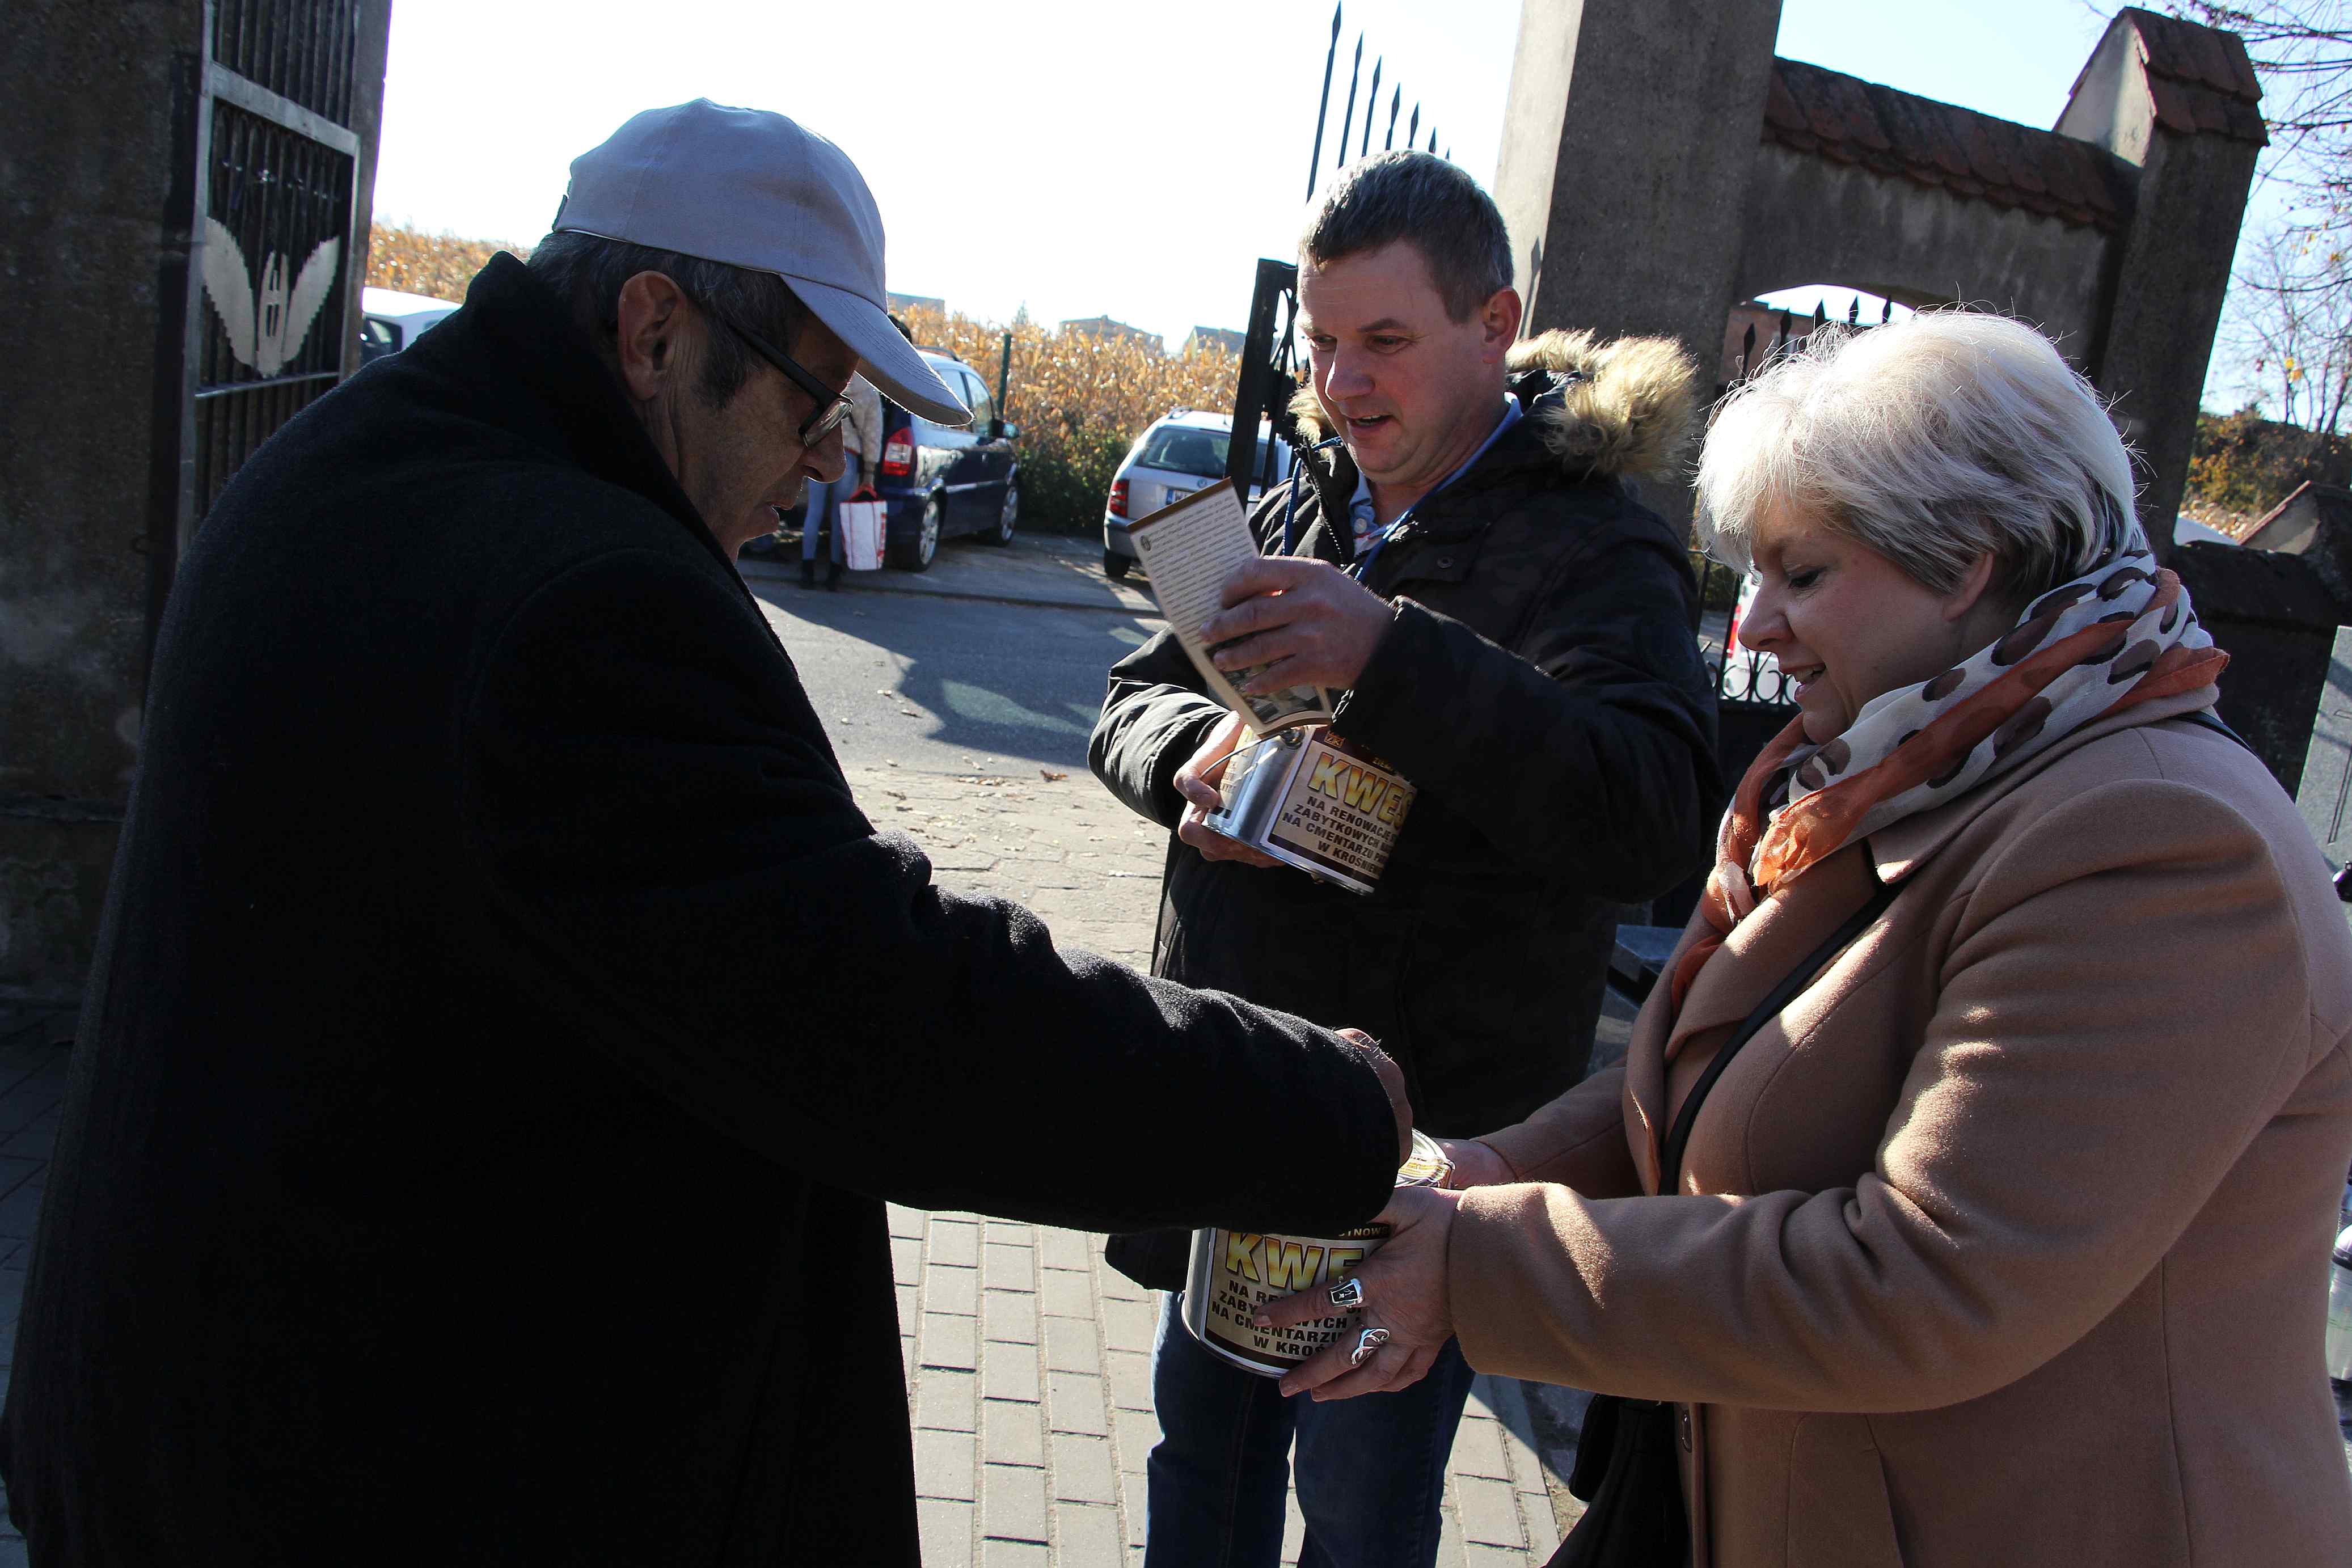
top-left (269, 236), bottom-right (341, 375)
top-left (199, 219), bottom-right (341, 376)
top-left (200, 217), bottom-right (257, 370)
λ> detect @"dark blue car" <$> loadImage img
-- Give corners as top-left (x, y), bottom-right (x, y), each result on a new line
top-left (871, 349), bottom-right (1020, 570)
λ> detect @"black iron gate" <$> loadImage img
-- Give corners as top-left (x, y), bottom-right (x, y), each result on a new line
top-left (153, 0), bottom-right (367, 629)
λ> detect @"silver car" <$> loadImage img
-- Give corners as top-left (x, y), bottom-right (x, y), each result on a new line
top-left (1101, 411), bottom-right (1282, 581)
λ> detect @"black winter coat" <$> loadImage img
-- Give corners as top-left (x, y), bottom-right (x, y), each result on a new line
top-left (0, 255), bottom-right (1401, 1565)
top-left (1090, 341), bottom-right (1720, 1284)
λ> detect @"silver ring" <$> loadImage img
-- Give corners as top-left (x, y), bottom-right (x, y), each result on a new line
top-left (1349, 1326), bottom-right (1391, 1368)
top-left (1327, 1277), bottom-right (1365, 1310)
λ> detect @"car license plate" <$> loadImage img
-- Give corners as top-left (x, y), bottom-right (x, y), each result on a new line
top-left (1164, 484), bottom-right (1196, 509)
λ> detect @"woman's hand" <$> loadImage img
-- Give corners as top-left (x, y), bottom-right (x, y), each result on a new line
top-left (1435, 1138), bottom-right (1513, 1190)
top-left (1257, 1184), bottom-right (1459, 1401)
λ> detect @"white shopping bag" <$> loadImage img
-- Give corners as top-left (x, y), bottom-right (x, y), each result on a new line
top-left (838, 487), bottom-right (886, 571)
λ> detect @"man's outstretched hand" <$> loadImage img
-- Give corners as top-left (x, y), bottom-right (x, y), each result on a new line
top-left (1335, 1027), bottom-right (1413, 1166)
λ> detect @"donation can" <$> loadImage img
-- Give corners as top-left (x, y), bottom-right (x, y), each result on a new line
top-left (1206, 726), bottom-right (1415, 897)
top-left (1181, 1130), bottom-right (1452, 1377)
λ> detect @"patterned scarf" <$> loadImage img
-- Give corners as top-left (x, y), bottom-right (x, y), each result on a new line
top-left (1669, 508), bottom-right (2229, 1009)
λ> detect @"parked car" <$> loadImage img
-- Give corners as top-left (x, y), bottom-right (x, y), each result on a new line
top-left (869, 350), bottom-right (1020, 570)
top-left (358, 287), bottom-right (461, 364)
top-left (1101, 411), bottom-right (1283, 580)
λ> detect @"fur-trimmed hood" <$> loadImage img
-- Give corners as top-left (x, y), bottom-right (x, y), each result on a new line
top-left (1286, 328), bottom-right (1700, 483)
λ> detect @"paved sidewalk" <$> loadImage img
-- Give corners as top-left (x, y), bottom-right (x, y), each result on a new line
top-left (741, 531), bottom-right (1156, 617)
top-left (0, 1004), bottom-right (74, 1568)
top-left (890, 1204), bottom-right (1565, 1567)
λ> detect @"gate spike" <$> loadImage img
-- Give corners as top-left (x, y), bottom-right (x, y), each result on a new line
top-left (1428, 125), bottom-right (1438, 154)
top-left (1407, 103), bottom-right (1420, 146)
top-left (1847, 297), bottom-right (1860, 325)
top-left (1361, 59), bottom-right (1381, 158)
top-left (1384, 86), bottom-right (1401, 150)
top-left (1304, 3), bottom-right (1342, 201)
top-left (1881, 298), bottom-right (1893, 324)
top-left (1335, 35), bottom-right (1363, 172)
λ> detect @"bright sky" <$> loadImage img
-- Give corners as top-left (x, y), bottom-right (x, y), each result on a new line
top-left (373, 0), bottom-right (2286, 398)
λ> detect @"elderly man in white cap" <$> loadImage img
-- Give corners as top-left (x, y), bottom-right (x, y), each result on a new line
top-left (0, 102), bottom-right (1409, 1565)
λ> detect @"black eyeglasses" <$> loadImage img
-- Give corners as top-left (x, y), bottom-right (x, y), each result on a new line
top-left (695, 300), bottom-right (853, 445)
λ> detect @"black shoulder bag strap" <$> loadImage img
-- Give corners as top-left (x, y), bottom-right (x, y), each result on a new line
top-left (1657, 870), bottom-right (1904, 1193)
top-left (1551, 867), bottom-right (1905, 1568)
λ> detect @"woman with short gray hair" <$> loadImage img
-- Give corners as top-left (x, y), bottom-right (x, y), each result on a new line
top-left (1259, 311), bottom-right (2352, 1565)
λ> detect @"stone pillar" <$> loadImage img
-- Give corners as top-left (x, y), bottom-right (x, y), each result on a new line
top-left (0, 0), bottom-right (206, 1001)
top-left (0, 2), bottom-right (392, 1003)
top-left (2056, 9), bottom-right (2265, 555)
top-left (1492, 0), bottom-right (1786, 535)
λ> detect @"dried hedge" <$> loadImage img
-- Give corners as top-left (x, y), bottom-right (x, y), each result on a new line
top-left (899, 308), bottom-right (1239, 534)
top-left (364, 227), bottom-right (1243, 534)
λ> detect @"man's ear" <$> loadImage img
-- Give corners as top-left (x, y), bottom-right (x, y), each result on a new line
top-left (615, 271), bottom-right (691, 403)
top-left (1480, 288), bottom-right (1523, 361)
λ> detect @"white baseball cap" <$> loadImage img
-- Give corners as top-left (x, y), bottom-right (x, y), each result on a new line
top-left (552, 99), bottom-right (970, 426)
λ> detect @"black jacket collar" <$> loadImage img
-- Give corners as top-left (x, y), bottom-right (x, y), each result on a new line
top-left (419, 253), bottom-right (734, 577)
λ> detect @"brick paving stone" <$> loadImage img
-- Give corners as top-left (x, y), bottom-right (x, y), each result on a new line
top-left (1451, 1411), bottom-right (1511, 1480)
top-left (1454, 1474), bottom-right (1525, 1548)
top-left (1092, 1260), bottom-right (1147, 1303)
top-left (982, 1463), bottom-right (1049, 1544)
top-left (1522, 1491), bottom-right (1561, 1559)
top-left (1038, 1268), bottom-right (1093, 1321)
top-left (985, 1290), bottom-right (1040, 1345)
top-left (889, 1203), bottom-right (927, 1239)
top-left (1103, 1349), bottom-right (1152, 1413)
top-left (1042, 1316), bottom-right (1100, 1375)
top-left (983, 1345), bottom-right (1041, 1405)
top-left (0, 1187), bottom-right (41, 1245)
top-left (915, 1370), bottom-right (978, 1434)
top-left (897, 1283), bottom-right (918, 1331)
top-left (921, 1312), bottom-right (979, 1371)
top-left (918, 1498), bottom-right (977, 1568)
top-left (985, 1219), bottom-right (1033, 1244)
top-left (1110, 1408), bottom-right (1160, 1476)
top-left (1050, 1432), bottom-right (1118, 1505)
top-left (0, 1077), bottom-right (61, 1138)
top-left (1464, 1545), bottom-right (1530, 1568)
top-left (985, 1243), bottom-right (1036, 1292)
top-left (982, 1399), bottom-right (1046, 1468)
top-left (1054, 1501), bottom-right (1124, 1566)
top-left (1037, 1227), bottom-right (1094, 1273)
top-left (1120, 1472), bottom-right (1150, 1547)
top-left (983, 1541), bottom-right (1050, 1568)
top-left (926, 1262), bottom-right (980, 1317)
top-left (1045, 1371), bottom-right (1108, 1436)
top-left (927, 1218), bottom-right (982, 1266)
top-left (1099, 1296), bottom-right (1158, 1355)
top-left (915, 1428), bottom-right (978, 1502)
top-left (892, 1235), bottom-right (922, 1286)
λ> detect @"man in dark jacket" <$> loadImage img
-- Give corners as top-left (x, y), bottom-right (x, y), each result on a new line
top-left (1088, 153), bottom-right (1718, 1567)
top-left (0, 102), bottom-right (1411, 1565)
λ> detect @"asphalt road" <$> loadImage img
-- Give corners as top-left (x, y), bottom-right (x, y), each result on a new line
top-left (744, 559), bottom-right (1164, 779)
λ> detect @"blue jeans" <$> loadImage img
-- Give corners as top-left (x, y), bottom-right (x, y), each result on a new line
top-left (1144, 1290), bottom-right (1477, 1568)
top-left (800, 475), bottom-right (843, 563)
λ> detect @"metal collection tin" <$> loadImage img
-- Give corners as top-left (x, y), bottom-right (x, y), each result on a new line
top-left (1180, 1130), bottom-right (1452, 1377)
top-left (1205, 726), bottom-right (1416, 897)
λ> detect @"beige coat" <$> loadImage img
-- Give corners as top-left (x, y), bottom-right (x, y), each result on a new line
top-left (1450, 691), bottom-right (2352, 1566)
